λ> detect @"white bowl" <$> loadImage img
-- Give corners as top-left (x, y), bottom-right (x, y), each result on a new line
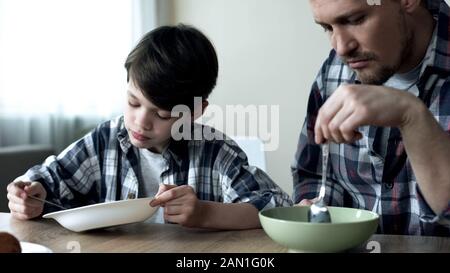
top-left (43, 197), bottom-right (158, 232)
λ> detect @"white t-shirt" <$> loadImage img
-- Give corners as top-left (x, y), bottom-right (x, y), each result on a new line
top-left (138, 148), bottom-right (168, 224)
top-left (383, 61), bottom-right (422, 95)
top-left (383, 24), bottom-right (434, 94)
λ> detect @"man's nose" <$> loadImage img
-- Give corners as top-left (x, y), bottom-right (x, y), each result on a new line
top-left (332, 28), bottom-right (358, 57)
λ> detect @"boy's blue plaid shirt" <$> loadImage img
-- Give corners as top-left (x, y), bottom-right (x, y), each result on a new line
top-left (20, 116), bottom-right (292, 214)
top-left (292, 0), bottom-right (450, 236)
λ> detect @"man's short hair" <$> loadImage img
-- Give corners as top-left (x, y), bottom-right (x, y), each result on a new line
top-left (125, 24), bottom-right (218, 111)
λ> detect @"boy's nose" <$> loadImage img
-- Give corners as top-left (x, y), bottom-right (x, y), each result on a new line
top-left (136, 120), bottom-right (152, 131)
top-left (135, 111), bottom-right (153, 131)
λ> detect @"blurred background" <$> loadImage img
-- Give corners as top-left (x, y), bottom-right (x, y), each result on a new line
top-left (0, 0), bottom-right (334, 196)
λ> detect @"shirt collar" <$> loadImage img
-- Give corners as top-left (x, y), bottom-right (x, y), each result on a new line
top-left (420, 0), bottom-right (450, 73)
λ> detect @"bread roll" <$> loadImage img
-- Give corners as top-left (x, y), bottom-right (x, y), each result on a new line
top-left (0, 232), bottom-right (22, 253)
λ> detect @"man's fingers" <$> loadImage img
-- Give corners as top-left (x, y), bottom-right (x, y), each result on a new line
top-left (328, 105), bottom-right (354, 143)
top-left (353, 132), bottom-right (363, 141)
top-left (339, 112), bottom-right (366, 142)
top-left (296, 199), bottom-right (313, 206)
top-left (315, 111), bottom-right (332, 144)
top-left (296, 198), bottom-right (319, 206)
top-left (315, 87), bottom-right (347, 143)
top-left (314, 116), bottom-right (325, 144)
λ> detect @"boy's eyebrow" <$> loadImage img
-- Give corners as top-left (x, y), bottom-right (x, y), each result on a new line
top-left (126, 90), bottom-right (171, 114)
top-left (127, 90), bottom-right (138, 99)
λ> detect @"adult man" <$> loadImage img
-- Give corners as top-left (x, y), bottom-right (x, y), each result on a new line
top-left (293, 0), bottom-right (450, 235)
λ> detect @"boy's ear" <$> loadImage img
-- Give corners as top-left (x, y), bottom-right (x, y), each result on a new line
top-left (191, 100), bottom-right (209, 121)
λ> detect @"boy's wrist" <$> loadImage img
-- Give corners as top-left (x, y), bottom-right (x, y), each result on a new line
top-left (195, 200), bottom-right (213, 229)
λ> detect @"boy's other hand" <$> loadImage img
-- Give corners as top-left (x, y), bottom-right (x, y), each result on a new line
top-left (153, 183), bottom-right (178, 200)
top-left (150, 184), bottom-right (203, 227)
top-left (6, 181), bottom-right (47, 220)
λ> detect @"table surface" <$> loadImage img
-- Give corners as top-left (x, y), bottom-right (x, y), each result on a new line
top-left (1, 213), bottom-right (449, 253)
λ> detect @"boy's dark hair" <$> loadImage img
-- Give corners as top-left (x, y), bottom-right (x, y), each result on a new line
top-left (125, 24), bottom-right (218, 111)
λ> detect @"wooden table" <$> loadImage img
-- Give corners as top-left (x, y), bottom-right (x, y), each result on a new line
top-left (1, 213), bottom-right (449, 253)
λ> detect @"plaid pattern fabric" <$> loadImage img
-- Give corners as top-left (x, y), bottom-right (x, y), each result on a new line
top-left (292, 0), bottom-right (450, 236)
top-left (20, 116), bottom-right (292, 214)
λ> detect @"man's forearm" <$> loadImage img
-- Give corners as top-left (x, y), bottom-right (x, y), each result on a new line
top-left (197, 201), bottom-right (261, 230)
top-left (401, 99), bottom-right (450, 214)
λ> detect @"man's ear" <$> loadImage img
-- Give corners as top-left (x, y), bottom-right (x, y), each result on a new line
top-left (191, 100), bottom-right (209, 121)
top-left (400, 0), bottom-right (423, 13)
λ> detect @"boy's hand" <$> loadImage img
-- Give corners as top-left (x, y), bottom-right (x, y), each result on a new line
top-left (150, 184), bottom-right (203, 228)
top-left (6, 181), bottom-right (47, 220)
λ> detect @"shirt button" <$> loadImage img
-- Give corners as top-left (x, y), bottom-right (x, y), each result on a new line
top-left (384, 182), bottom-right (394, 190)
top-left (127, 193), bottom-right (136, 199)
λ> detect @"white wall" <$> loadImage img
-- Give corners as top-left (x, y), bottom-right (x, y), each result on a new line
top-left (168, 0), bottom-right (330, 195)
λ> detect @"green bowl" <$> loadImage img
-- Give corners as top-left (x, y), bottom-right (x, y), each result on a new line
top-left (259, 206), bottom-right (379, 252)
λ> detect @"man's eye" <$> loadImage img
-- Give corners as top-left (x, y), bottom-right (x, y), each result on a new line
top-left (322, 25), bottom-right (333, 33)
top-left (349, 16), bottom-right (365, 25)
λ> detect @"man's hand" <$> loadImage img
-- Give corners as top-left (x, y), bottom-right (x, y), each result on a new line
top-left (314, 84), bottom-right (420, 144)
top-left (6, 181), bottom-right (47, 220)
top-left (150, 184), bottom-right (204, 228)
top-left (295, 198), bottom-right (319, 206)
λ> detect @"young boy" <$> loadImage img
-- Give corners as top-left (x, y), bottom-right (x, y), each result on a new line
top-left (6, 24), bottom-right (292, 230)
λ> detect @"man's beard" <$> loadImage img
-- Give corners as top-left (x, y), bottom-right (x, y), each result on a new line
top-left (355, 61), bottom-right (397, 85)
top-left (343, 16), bottom-right (413, 85)
top-left (342, 40), bottom-right (412, 85)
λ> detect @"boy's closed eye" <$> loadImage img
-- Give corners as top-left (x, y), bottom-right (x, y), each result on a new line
top-left (156, 112), bottom-right (172, 120)
top-left (128, 103), bottom-right (172, 120)
top-left (126, 90), bottom-right (173, 120)
top-left (128, 100), bottom-right (140, 107)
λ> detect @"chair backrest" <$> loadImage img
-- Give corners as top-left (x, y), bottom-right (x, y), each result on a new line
top-left (230, 136), bottom-right (266, 171)
top-left (0, 145), bottom-right (54, 212)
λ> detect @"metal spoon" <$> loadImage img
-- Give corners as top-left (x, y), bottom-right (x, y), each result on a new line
top-left (308, 142), bottom-right (332, 223)
top-left (27, 195), bottom-right (66, 210)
